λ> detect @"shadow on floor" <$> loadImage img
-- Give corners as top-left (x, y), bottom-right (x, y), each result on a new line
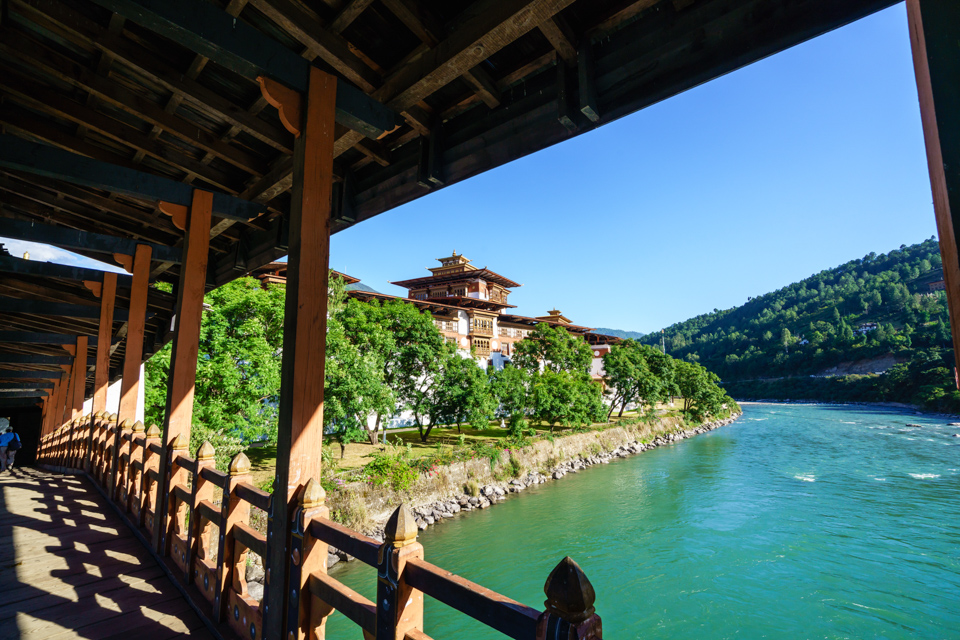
top-left (0, 466), bottom-right (213, 639)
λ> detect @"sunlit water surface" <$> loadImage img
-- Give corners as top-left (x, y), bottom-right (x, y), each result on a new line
top-left (326, 404), bottom-right (960, 639)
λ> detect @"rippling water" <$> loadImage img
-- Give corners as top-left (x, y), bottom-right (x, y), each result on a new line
top-left (326, 404), bottom-right (960, 639)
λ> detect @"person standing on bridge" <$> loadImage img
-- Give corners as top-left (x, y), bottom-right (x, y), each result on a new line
top-left (0, 421), bottom-right (20, 472)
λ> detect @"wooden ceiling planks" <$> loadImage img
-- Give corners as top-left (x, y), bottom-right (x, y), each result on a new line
top-left (0, 0), bottom-right (899, 393)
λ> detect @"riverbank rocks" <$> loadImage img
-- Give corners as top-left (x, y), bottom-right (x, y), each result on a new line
top-left (341, 413), bottom-right (742, 543)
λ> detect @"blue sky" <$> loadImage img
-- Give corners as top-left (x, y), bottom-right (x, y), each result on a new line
top-left (2, 3), bottom-right (935, 334)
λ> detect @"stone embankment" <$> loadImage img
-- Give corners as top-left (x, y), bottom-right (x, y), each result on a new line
top-left (318, 412), bottom-right (740, 570)
top-left (236, 414), bottom-right (741, 587)
top-left (404, 414), bottom-right (739, 533)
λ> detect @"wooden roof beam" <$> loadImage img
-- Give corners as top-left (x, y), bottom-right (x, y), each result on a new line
top-left (0, 353), bottom-right (73, 366)
top-left (538, 15), bottom-right (578, 66)
top-left (0, 191), bottom-right (180, 249)
top-left (328, 0), bottom-right (376, 34)
top-left (0, 390), bottom-right (48, 397)
top-left (0, 332), bottom-right (117, 345)
top-left (139, 0), bottom-right (251, 157)
top-left (1, 297), bottom-right (137, 322)
top-left (0, 254), bottom-right (130, 284)
top-left (380, 0), bottom-right (502, 109)
top-left (12, 0), bottom-right (293, 155)
top-left (0, 371), bottom-right (63, 379)
top-left (0, 136), bottom-right (267, 220)
top-left (90, 0), bottom-right (401, 138)
top-left (0, 218), bottom-right (182, 264)
top-left (1, 170), bottom-right (176, 237)
top-left (0, 70), bottom-right (248, 192)
top-left (0, 32), bottom-right (267, 182)
top-left (0, 382), bottom-right (56, 389)
top-left (248, 0), bottom-right (380, 92)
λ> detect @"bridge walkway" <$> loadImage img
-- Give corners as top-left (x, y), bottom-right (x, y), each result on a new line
top-left (0, 467), bottom-right (213, 639)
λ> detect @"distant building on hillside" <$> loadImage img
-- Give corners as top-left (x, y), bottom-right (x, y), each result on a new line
top-left (929, 279), bottom-right (946, 292)
top-left (248, 252), bottom-right (621, 381)
top-left (252, 262), bottom-right (360, 289)
top-left (857, 322), bottom-right (879, 334)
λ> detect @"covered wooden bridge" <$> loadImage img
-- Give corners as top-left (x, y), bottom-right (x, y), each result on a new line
top-left (0, 0), bottom-right (958, 638)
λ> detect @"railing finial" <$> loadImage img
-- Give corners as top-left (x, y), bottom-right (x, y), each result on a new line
top-left (120, 418), bottom-right (134, 430)
top-left (145, 423), bottom-right (161, 437)
top-left (385, 504), bottom-right (418, 548)
top-left (108, 413), bottom-right (119, 423)
top-left (132, 420), bottom-right (146, 433)
top-left (543, 557), bottom-right (596, 624)
top-left (301, 477), bottom-right (325, 508)
top-left (197, 440), bottom-right (215, 461)
top-left (170, 433), bottom-right (188, 451)
top-left (228, 451), bottom-right (251, 476)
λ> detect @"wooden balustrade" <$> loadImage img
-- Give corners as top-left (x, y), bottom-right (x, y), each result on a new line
top-left (36, 422), bottom-right (602, 640)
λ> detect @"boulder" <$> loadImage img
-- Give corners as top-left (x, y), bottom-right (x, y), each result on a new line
top-left (245, 562), bottom-right (265, 584)
top-left (247, 580), bottom-right (264, 602)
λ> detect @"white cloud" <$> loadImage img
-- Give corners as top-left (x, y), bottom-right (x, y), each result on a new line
top-left (0, 236), bottom-right (128, 274)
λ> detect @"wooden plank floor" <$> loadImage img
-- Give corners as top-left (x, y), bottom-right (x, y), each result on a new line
top-left (0, 467), bottom-right (214, 639)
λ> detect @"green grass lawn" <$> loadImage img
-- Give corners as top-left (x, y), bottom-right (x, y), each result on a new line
top-left (242, 399), bottom-right (688, 489)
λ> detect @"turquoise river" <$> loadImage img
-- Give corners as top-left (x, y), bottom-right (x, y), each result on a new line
top-left (326, 404), bottom-right (960, 639)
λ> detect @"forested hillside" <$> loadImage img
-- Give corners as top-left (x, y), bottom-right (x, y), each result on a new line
top-left (640, 238), bottom-right (960, 410)
top-left (592, 328), bottom-right (645, 340)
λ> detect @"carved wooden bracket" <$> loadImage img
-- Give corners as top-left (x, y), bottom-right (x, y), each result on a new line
top-left (158, 201), bottom-right (188, 231)
top-left (83, 280), bottom-right (102, 298)
top-left (258, 75), bottom-right (303, 137)
top-left (113, 253), bottom-right (134, 273)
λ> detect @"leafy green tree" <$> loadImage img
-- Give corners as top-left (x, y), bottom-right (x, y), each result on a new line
top-left (325, 278), bottom-right (394, 457)
top-left (412, 353), bottom-right (495, 442)
top-left (530, 371), bottom-right (605, 431)
top-left (602, 340), bottom-right (665, 419)
top-left (674, 360), bottom-right (727, 422)
top-left (512, 323), bottom-right (592, 374)
top-left (145, 277), bottom-right (285, 468)
top-left (780, 327), bottom-right (792, 354)
top-left (489, 365), bottom-right (530, 433)
top-left (339, 298), bottom-right (446, 443)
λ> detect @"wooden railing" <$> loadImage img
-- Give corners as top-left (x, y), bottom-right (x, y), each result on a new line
top-left (37, 412), bottom-right (602, 640)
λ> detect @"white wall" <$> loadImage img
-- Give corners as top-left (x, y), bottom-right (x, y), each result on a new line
top-left (81, 363), bottom-right (146, 423)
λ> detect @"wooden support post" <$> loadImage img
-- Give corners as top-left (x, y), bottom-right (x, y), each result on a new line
top-left (41, 382), bottom-right (56, 437)
top-left (66, 338), bottom-right (88, 468)
top-left (557, 61), bottom-right (579, 133)
top-left (907, 0), bottom-right (960, 369)
top-left (114, 419), bottom-right (134, 501)
top-left (577, 42), bottom-right (599, 123)
top-left (60, 363), bottom-right (73, 428)
top-left (119, 244), bottom-right (152, 423)
top-left (141, 423), bottom-right (162, 533)
top-left (112, 244), bottom-right (151, 490)
top-left (127, 420), bottom-right (146, 515)
top-left (88, 272), bottom-right (117, 471)
top-left (72, 336), bottom-right (87, 418)
top-left (153, 188), bottom-right (213, 553)
top-left (262, 67), bottom-right (336, 640)
top-left (375, 505), bottom-right (424, 640)
top-left (216, 452), bottom-right (253, 624)
top-left (416, 119), bottom-right (445, 189)
top-left (187, 441), bottom-right (216, 590)
top-left (289, 479), bottom-right (331, 640)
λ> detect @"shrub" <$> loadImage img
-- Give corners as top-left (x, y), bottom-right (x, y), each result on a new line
top-left (507, 453), bottom-right (523, 479)
top-left (464, 480), bottom-right (480, 497)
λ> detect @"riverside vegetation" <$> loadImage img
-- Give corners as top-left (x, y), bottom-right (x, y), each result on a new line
top-left (143, 271), bottom-right (736, 531)
top-left (638, 238), bottom-right (960, 411)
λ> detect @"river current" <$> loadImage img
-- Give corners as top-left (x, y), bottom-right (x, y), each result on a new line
top-left (326, 404), bottom-right (960, 639)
